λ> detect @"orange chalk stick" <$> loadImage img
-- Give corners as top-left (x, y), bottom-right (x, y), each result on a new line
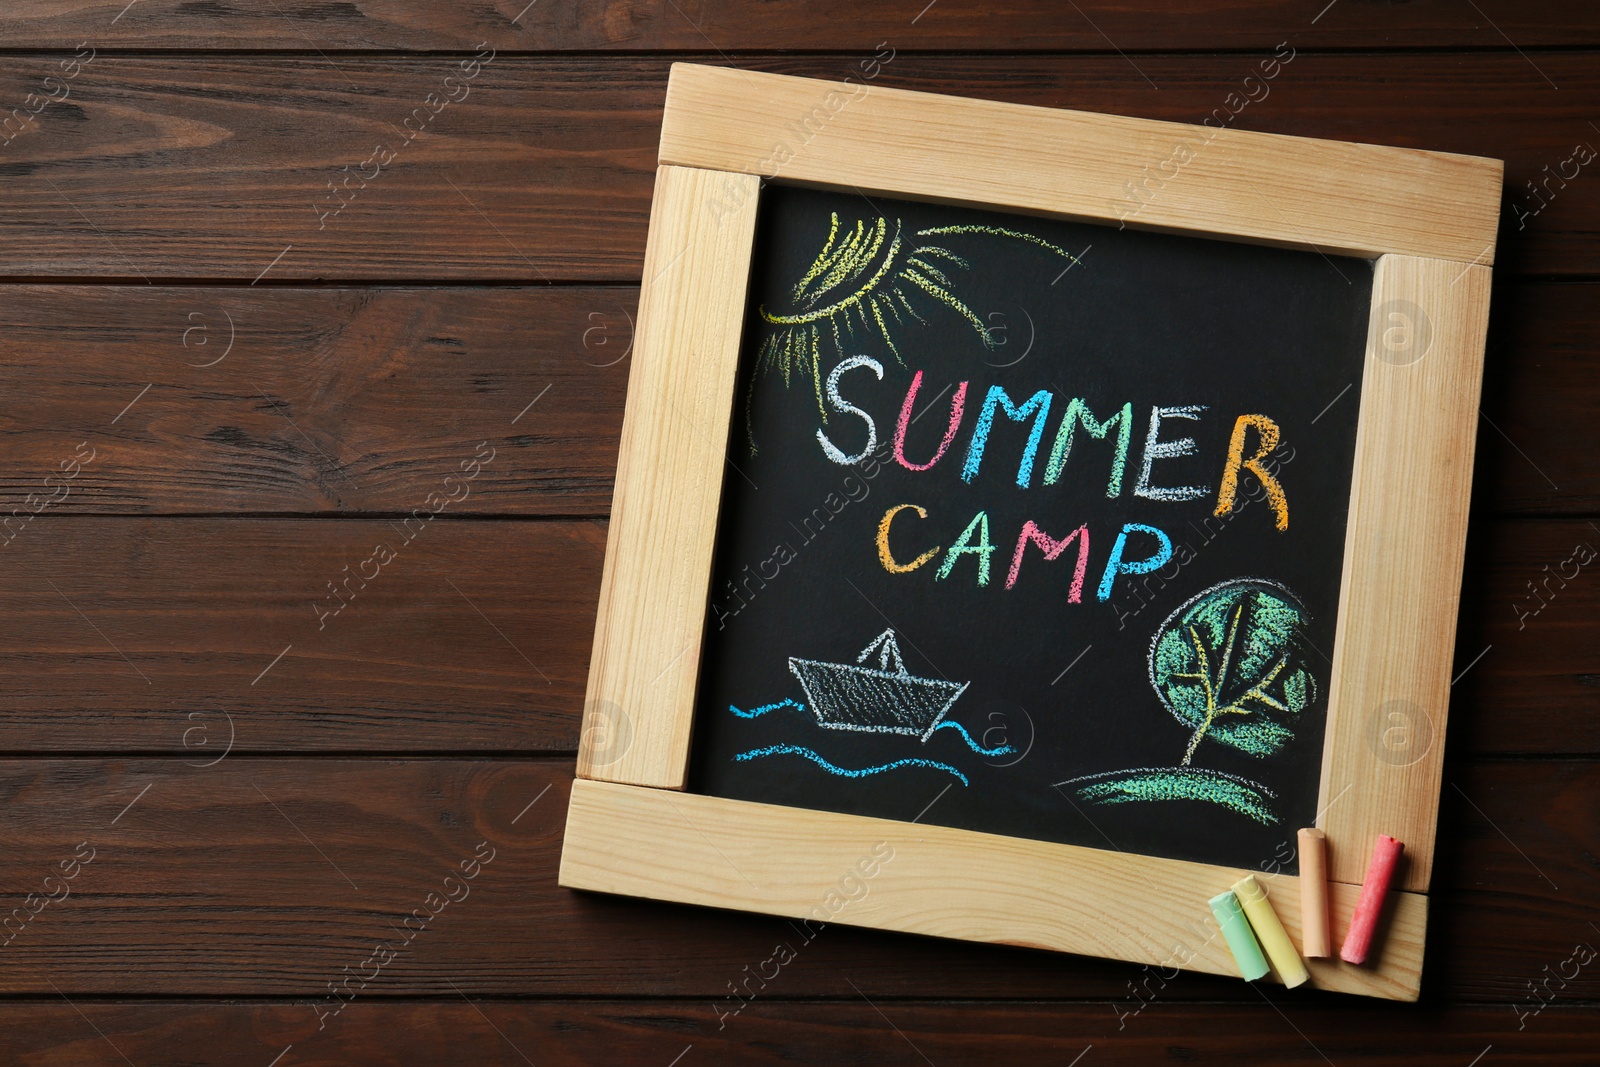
top-left (1340, 834), bottom-right (1404, 965)
top-left (1297, 828), bottom-right (1330, 958)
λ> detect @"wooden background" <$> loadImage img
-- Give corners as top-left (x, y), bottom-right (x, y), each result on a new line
top-left (0, 2), bottom-right (1595, 1063)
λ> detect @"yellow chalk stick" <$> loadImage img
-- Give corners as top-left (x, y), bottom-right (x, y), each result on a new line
top-left (1298, 828), bottom-right (1330, 958)
top-left (1232, 874), bottom-right (1309, 989)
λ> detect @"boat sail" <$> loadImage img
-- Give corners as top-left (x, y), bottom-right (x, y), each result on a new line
top-left (788, 629), bottom-right (969, 742)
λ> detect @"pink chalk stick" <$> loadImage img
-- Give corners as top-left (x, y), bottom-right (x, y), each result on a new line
top-left (1340, 834), bottom-right (1404, 965)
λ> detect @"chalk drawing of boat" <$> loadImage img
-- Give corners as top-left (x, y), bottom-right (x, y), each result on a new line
top-left (789, 629), bottom-right (969, 742)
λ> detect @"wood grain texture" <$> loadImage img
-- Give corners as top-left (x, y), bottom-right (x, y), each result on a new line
top-left (0, 286), bottom-right (629, 515)
top-left (576, 166), bottom-right (758, 787)
top-left (562, 780), bottom-right (1427, 1000)
top-left (1319, 256), bottom-right (1492, 894)
top-left (0, 517), bottom-right (1585, 754)
top-left (1454, 519), bottom-right (1600, 756)
top-left (6, 1002), bottom-right (1600, 1067)
top-left (0, 56), bottom-right (660, 281)
top-left (2, 54), bottom-right (1598, 279)
top-left (0, 282), bottom-right (1593, 516)
top-left (660, 64), bottom-right (1502, 263)
top-left (0, 758), bottom-right (1591, 1001)
top-left (4, 1), bottom-right (1598, 50)
top-left (0, 519), bottom-right (600, 752)
top-left (1476, 283), bottom-right (1600, 516)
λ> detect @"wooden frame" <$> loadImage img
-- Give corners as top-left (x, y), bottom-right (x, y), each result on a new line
top-left (563, 63), bottom-right (1501, 1001)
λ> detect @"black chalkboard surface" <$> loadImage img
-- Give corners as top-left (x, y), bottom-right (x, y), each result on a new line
top-left (688, 184), bottom-right (1372, 874)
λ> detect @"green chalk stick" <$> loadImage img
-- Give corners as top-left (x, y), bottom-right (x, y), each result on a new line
top-left (1209, 889), bottom-right (1270, 981)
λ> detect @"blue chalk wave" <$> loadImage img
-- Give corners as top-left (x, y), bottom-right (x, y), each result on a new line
top-left (729, 699), bottom-right (1008, 758)
top-left (729, 698), bottom-right (804, 719)
top-left (929, 719), bottom-right (1014, 757)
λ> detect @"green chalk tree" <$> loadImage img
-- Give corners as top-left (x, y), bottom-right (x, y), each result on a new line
top-left (1149, 579), bottom-right (1316, 767)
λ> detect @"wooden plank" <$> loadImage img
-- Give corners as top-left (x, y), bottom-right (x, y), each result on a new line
top-left (0, 519), bottom-right (600, 752)
top-left (1320, 257), bottom-right (1492, 894)
top-left (1455, 519), bottom-right (1600, 756)
top-left (0, 516), bottom-right (1585, 754)
top-left (1, 55), bottom-right (1598, 279)
top-left (562, 780), bottom-right (1427, 999)
top-left (6, 1002), bottom-right (1600, 1066)
top-left (0, 758), bottom-right (1591, 1000)
top-left (659, 64), bottom-right (1502, 263)
top-left (0, 281), bottom-right (1592, 517)
top-left (0, 56), bottom-right (659, 281)
top-left (0, 286), bottom-right (628, 516)
top-left (1477, 284), bottom-right (1600, 516)
top-left (576, 166), bottom-right (758, 787)
top-left (3, 1), bottom-right (1597, 50)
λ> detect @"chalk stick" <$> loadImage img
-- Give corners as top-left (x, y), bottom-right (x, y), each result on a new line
top-left (1232, 874), bottom-right (1308, 988)
top-left (1208, 889), bottom-right (1269, 981)
top-left (1341, 834), bottom-right (1404, 966)
top-left (1297, 828), bottom-right (1330, 958)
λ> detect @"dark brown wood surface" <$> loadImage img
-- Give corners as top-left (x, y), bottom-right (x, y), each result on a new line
top-left (7, 1002), bottom-right (1600, 1067)
top-left (6, 1002), bottom-right (1597, 1066)
top-left (2, 55), bottom-right (1599, 280)
top-left (1, 3), bottom-right (1596, 1062)
top-left (3, 0), bottom-right (1598, 50)
top-left (0, 758), bottom-right (1592, 1001)
top-left (0, 284), bottom-right (1593, 515)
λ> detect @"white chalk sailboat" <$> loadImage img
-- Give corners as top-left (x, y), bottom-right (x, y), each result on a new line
top-left (789, 629), bottom-right (969, 742)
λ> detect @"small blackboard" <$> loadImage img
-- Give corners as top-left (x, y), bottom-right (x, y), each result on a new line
top-left (565, 63), bottom-right (1501, 998)
top-left (688, 184), bottom-right (1373, 873)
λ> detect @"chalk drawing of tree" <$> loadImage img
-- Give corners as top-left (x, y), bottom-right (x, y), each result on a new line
top-left (1059, 579), bottom-right (1317, 826)
top-left (1153, 579), bottom-right (1316, 767)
